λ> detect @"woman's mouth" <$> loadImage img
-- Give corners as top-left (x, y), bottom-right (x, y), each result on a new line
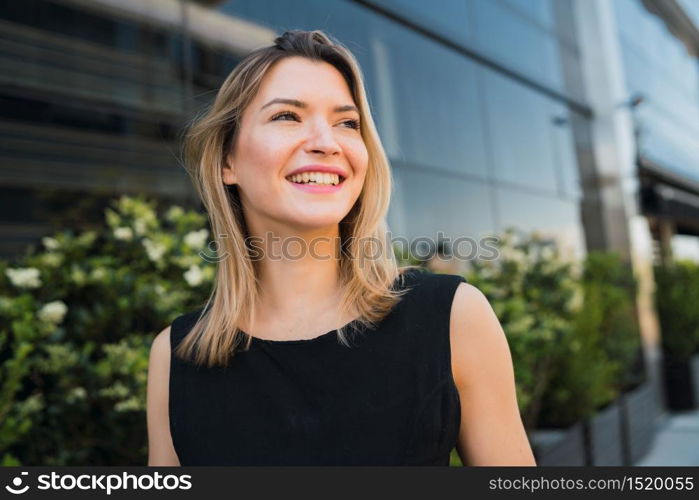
top-left (285, 171), bottom-right (346, 193)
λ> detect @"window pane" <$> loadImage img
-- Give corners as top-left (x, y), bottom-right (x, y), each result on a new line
top-left (500, 0), bottom-right (554, 30)
top-left (370, 18), bottom-right (488, 178)
top-left (614, 0), bottom-right (699, 181)
top-left (482, 68), bottom-right (560, 193)
top-left (472, 0), bottom-right (563, 91)
top-left (363, 0), bottom-right (474, 47)
top-left (496, 186), bottom-right (585, 260)
top-left (389, 165), bottom-right (495, 242)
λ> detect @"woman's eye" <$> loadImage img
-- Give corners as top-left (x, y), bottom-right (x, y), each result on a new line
top-left (271, 111), bottom-right (360, 130)
top-left (271, 111), bottom-right (298, 121)
top-left (343, 119), bottom-right (361, 130)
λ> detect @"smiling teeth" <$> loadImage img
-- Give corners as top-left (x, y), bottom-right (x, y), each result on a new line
top-left (288, 172), bottom-right (341, 185)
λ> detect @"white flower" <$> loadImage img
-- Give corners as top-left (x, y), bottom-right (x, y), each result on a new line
top-left (134, 218), bottom-right (148, 236)
top-left (41, 252), bottom-right (63, 268)
top-left (71, 267), bottom-right (87, 286)
top-left (105, 207), bottom-right (121, 228)
top-left (539, 244), bottom-right (556, 261)
top-left (172, 255), bottom-right (201, 269)
top-left (202, 266), bottom-right (215, 281)
top-left (90, 267), bottom-right (108, 282)
top-left (42, 237), bottom-right (60, 251)
top-left (114, 227), bottom-right (133, 241)
top-left (166, 206), bottom-right (184, 222)
top-left (184, 265), bottom-right (204, 287)
top-left (38, 300), bottom-right (68, 324)
top-left (184, 229), bottom-right (209, 249)
top-left (569, 286), bottom-right (584, 312)
top-left (115, 397), bottom-right (141, 412)
top-left (5, 267), bottom-right (41, 289)
top-left (66, 386), bottom-right (87, 404)
top-left (499, 246), bottom-right (527, 265)
top-left (476, 261), bottom-right (497, 279)
top-left (77, 231), bottom-right (97, 247)
top-left (143, 238), bottom-right (167, 262)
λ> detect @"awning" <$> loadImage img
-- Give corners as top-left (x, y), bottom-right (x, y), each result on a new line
top-left (640, 159), bottom-right (699, 236)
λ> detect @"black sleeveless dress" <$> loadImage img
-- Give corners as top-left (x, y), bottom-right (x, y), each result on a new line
top-left (168, 268), bottom-right (466, 465)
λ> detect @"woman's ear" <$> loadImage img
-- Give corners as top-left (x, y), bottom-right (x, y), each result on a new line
top-left (222, 153), bottom-right (238, 185)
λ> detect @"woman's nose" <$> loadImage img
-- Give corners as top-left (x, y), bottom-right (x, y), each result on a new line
top-left (304, 120), bottom-right (341, 154)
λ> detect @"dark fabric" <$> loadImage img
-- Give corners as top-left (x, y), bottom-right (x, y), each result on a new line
top-left (168, 268), bottom-right (467, 465)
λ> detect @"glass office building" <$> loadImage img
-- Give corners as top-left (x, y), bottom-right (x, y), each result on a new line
top-left (611, 0), bottom-right (699, 262)
top-left (2, 0), bottom-right (698, 262)
top-left (0, 0), bottom-right (589, 263)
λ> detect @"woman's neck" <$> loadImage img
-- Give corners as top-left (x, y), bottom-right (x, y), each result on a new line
top-left (243, 224), bottom-right (352, 339)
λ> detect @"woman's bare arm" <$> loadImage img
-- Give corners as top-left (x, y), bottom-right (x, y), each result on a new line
top-left (450, 282), bottom-right (537, 466)
top-left (146, 326), bottom-right (181, 466)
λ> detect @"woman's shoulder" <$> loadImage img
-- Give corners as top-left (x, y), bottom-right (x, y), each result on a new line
top-left (169, 306), bottom-right (208, 348)
top-left (398, 267), bottom-right (468, 297)
top-left (391, 268), bottom-right (471, 327)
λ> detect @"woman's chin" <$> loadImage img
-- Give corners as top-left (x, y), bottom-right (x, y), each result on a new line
top-left (284, 213), bottom-right (346, 232)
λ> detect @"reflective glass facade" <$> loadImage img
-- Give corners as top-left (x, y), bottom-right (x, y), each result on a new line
top-left (195, 0), bottom-right (588, 261)
top-left (613, 0), bottom-right (699, 181)
top-left (0, 0), bottom-right (192, 255)
top-left (1, 0), bottom-right (593, 259)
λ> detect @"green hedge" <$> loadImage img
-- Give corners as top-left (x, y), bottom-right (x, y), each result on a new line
top-left (425, 233), bottom-right (643, 432)
top-left (0, 195), bottom-right (214, 465)
top-left (536, 251), bottom-right (642, 428)
top-left (463, 228), bottom-right (579, 431)
top-left (1, 197), bottom-right (647, 464)
top-left (654, 260), bottom-right (699, 362)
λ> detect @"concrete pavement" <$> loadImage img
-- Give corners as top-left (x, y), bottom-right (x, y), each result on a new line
top-left (636, 408), bottom-right (699, 465)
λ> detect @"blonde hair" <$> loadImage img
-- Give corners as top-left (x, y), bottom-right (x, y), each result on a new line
top-left (176, 29), bottom-right (419, 367)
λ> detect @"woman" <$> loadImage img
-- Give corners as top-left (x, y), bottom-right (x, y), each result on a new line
top-left (147, 29), bottom-right (536, 466)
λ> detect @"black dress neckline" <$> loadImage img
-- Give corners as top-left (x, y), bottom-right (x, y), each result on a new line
top-left (243, 268), bottom-right (420, 346)
top-left (243, 317), bottom-right (362, 345)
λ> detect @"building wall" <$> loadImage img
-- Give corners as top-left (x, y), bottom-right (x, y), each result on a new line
top-left (612, 0), bottom-right (699, 262)
top-left (613, 0), bottom-right (699, 181)
top-left (0, 0), bottom-right (588, 265)
top-left (0, 0), bottom-right (195, 256)
top-left (3, 1), bottom-right (696, 267)
top-left (198, 0), bottom-right (589, 266)
top-left (573, 0), bottom-right (699, 415)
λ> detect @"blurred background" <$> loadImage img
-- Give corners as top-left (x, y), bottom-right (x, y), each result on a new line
top-left (1, 0), bottom-right (699, 466)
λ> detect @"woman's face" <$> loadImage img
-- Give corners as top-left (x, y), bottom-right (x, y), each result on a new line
top-left (223, 56), bottom-right (369, 235)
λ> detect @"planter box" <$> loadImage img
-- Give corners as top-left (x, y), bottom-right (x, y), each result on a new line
top-left (662, 353), bottom-right (699, 410)
top-left (619, 381), bottom-right (661, 465)
top-left (584, 399), bottom-right (624, 466)
top-left (530, 422), bottom-right (586, 466)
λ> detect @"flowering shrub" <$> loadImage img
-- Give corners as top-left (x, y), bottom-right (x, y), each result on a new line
top-left (1, 196), bottom-right (643, 465)
top-left (0, 195), bottom-right (214, 465)
top-left (444, 232), bottom-right (642, 465)
top-left (463, 227), bottom-right (582, 430)
top-left (537, 251), bottom-right (642, 427)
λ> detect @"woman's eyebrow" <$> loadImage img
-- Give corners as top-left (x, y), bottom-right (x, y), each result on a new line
top-left (260, 98), bottom-right (358, 114)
